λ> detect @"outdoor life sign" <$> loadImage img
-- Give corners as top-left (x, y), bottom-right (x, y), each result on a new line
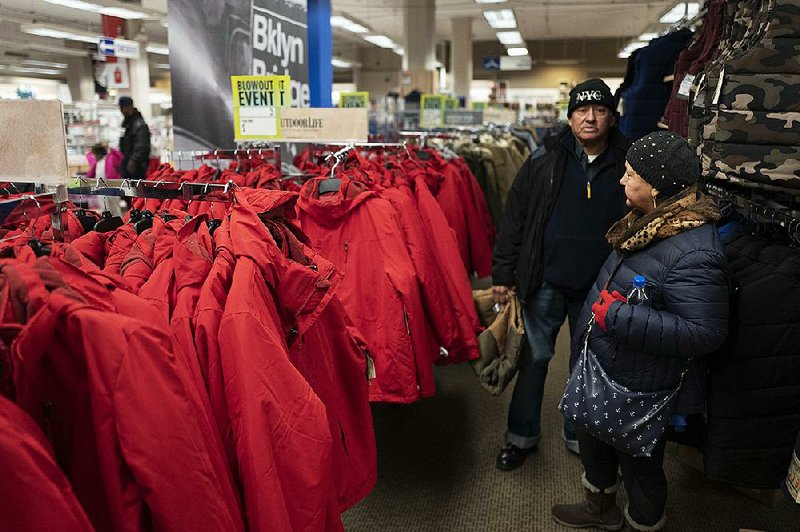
top-left (339, 92), bottom-right (370, 108)
top-left (420, 94), bottom-right (446, 128)
top-left (231, 75), bottom-right (291, 140)
top-left (281, 108), bottom-right (368, 142)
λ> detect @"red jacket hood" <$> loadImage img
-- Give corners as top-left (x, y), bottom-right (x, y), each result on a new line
top-left (229, 190), bottom-right (342, 338)
top-left (296, 175), bottom-right (375, 228)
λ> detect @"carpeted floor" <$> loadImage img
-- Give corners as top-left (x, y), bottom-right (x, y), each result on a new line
top-left (342, 326), bottom-right (800, 531)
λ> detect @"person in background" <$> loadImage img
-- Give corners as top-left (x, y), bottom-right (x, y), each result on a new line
top-left (86, 143), bottom-right (123, 181)
top-left (551, 132), bottom-right (729, 531)
top-left (118, 96), bottom-right (151, 180)
top-left (492, 79), bottom-right (630, 470)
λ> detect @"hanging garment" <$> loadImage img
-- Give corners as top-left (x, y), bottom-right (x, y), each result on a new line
top-left (214, 192), bottom-right (343, 531)
top-left (705, 234), bottom-right (800, 488)
top-left (245, 189), bottom-right (377, 512)
top-left (0, 394), bottom-right (94, 532)
top-left (619, 29), bottom-right (694, 140)
top-left (297, 176), bottom-right (440, 403)
top-left (3, 259), bottom-right (245, 532)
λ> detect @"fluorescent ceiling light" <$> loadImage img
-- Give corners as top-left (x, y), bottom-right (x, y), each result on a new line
top-left (146, 44), bottom-right (169, 55)
top-left (155, 63), bottom-right (170, 69)
top-left (330, 15), bottom-right (370, 34)
top-left (475, 0), bottom-right (507, 3)
top-left (363, 35), bottom-right (396, 48)
top-left (21, 59), bottom-right (68, 68)
top-left (496, 31), bottom-right (523, 46)
top-left (484, 10), bottom-right (516, 29)
top-left (43, 0), bottom-right (149, 20)
top-left (659, 2), bottom-right (699, 24)
top-left (0, 39), bottom-right (89, 57)
top-left (0, 65), bottom-right (63, 75)
top-left (638, 32), bottom-right (658, 41)
top-left (506, 47), bottom-right (528, 57)
top-left (331, 58), bottom-right (353, 68)
top-left (99, 7), bottom-right (149, 19)
top-left (21, 24), bottom-right (99, 44)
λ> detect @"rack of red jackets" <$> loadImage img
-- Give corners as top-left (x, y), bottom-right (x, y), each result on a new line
top-left (295, 143), bottom-right (495, 278)
top-left (0, 188), bottom-right (376, 531)
top-left (94, 145), bottom-right (490, 405)
top-left (286, 144), bottom-right (487, 403)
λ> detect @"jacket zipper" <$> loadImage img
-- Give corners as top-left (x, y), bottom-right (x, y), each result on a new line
top-left (290, 267), bottom-right (335, 342)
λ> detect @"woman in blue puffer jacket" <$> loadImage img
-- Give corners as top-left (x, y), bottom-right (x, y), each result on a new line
top-left (552, 132), bottom-right (729, 532)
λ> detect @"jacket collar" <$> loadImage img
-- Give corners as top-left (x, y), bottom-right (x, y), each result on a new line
top-left (173, 215), bottom-right (214, 293)
top-left (296, 174), bottom-right (375, 227)
top-left (229, 190), bottom-right (342, 337)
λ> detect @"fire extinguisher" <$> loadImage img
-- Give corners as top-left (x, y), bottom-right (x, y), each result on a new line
top-left (114, 67), bottom-right (122, 84)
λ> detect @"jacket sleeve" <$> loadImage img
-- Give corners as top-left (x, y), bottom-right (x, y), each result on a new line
top-left (492, 157), bottom-right (533, 286)
top-left (131, 120), bottom-right (151, 164)
top-left (605, 249), bottom-right (729, 358)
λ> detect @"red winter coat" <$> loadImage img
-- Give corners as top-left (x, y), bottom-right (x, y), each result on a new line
top-left (412, 175), bottom-right (482, 336)
top-left (213, 192), bottom-right (342, 531)
top-left (0, 394), bottom-right (93, 531)
top-left (379, 184), bottom-right (479, 364)
top-left (420, 151), bottom-right (493, 277)
top-left (297, 176), bottom-right (439, 403)
top-left (4, 260), bottom-right (243, 532)
top-left (246, 189), bottom-right (376, 511)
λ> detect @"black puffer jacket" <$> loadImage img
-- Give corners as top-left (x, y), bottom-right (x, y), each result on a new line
top-left (571, 223), bottom-right (729, 403)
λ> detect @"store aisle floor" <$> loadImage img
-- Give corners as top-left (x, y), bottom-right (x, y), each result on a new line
top-left (342, 327), bottom-right (800, 531)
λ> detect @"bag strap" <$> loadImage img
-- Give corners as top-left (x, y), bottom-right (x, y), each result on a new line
top-left (585, 255), bottom-right (626, 338)
top-left (588, 255), bottom-right (693, 387)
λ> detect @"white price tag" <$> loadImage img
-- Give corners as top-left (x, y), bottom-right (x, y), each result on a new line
top-left (238, 106), bottom-right (278, 137)
top-left (422, 108), bottom-right (442, 128)
top-left (677, 74), bottom-right (696, 100)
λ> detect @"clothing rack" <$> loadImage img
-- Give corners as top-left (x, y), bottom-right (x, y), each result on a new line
top-left (0, 185), bottom-right (69, 241)
top-left (704, 181), bottom-right (800, 242)
top-left (164, 148), bottom-right (281, 172)
top-left (68, 178), bottom-right (237, 203)
top-left (660, 5), bottom-right (708, 36)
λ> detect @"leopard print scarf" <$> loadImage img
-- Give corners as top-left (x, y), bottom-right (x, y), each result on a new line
top-left (606, 186), bottom-right (721, 252)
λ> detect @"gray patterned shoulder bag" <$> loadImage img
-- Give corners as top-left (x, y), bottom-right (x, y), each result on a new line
top-left (558, 261), bottom-right (687, 458)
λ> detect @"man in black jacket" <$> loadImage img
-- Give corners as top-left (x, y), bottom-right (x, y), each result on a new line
top-left (493, 79), bottom-right (630, 470)
top-left (118, 96), bottom-right (151, 180)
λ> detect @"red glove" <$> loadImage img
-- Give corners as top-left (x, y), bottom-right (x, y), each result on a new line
top-left (592, 290), bottom-right (627, 331)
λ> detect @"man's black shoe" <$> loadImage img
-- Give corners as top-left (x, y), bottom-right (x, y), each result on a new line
top-left (495, 443), bottom-right (536, 471)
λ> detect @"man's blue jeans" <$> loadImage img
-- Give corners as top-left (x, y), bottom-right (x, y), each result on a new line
top-left (506, 281), bottom-right (587, 450)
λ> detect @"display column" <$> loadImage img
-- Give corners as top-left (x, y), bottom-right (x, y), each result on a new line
top-left (66, 57), bottom-right (95, 102)
top-left (403, 0), bottom-right (437, 94)
top-left (450, 17), bottom-right (473, 104)
top-left (308, 0), bottom-right (333, 107)
top-left (125, 20), bottom-right (152, 121)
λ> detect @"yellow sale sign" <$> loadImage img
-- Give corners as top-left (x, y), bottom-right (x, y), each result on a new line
top-left (231, 75), bottom-right (291, 140)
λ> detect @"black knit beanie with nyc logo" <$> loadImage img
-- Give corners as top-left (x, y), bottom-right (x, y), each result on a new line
top-left (567, 78), bottom-right (615, 117)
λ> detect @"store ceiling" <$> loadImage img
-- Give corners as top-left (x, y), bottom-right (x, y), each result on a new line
top-left (0, 0), bottom-right (682, 78)
top-left (331, 0), bottom-right (678, 44)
